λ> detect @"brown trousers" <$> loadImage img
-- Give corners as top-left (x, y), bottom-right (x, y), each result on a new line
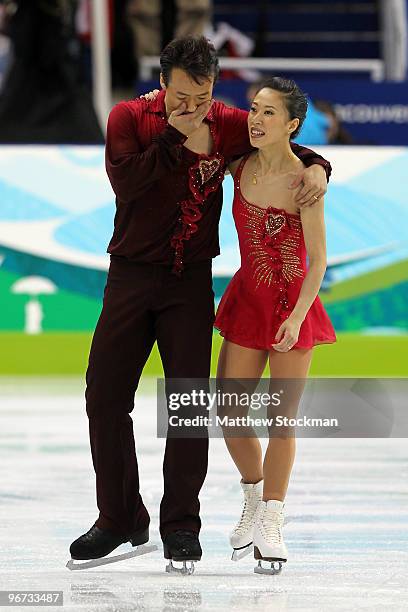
top-left (85, 256), bottom-right (214, 540)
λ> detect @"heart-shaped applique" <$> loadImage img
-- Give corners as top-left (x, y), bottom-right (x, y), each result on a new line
top-left (199, 159), bottom-right (220, 184)
top-left (265, 213), bottom-right (285, 237)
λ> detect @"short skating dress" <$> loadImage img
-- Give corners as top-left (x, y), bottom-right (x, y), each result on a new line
top-left (214, 154), bottom-right (337, 350)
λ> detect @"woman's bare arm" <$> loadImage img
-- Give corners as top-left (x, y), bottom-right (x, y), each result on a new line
top-left (272, 197), bottom-right (327, 351)
top-left (290, 197), bottom-right (327, 324)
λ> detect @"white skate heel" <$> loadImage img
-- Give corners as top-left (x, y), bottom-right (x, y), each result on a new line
top-left (253, 500), bottom-right (288, 575)
top-left (230, 479), bottom-right (263, 561)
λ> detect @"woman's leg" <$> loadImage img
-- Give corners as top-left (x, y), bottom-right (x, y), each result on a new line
top-left (217, 339), bottom-right (268, 483)
top-left (263, 348), bottom-right (313, 501)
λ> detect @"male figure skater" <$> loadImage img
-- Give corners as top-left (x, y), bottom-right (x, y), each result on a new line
top-left (69, 36), bottom-right (331, 570)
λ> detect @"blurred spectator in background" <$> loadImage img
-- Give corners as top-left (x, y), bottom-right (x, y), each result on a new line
top-left (380, 0), bottom-right (407, 81)
top-left (206, 21), bottom-right (261, 81)
top-left (128, 0), bottom-right (212, 59)
top-left (0, 1), bottom-right (11, 90)
top-left (294, 100), bottom-right (331, 146)
top-left (314, 99), bottom-right (354, 145)
top-left (111, 0), bottom-right (138, 91)
top-left (0, 0), bottom-right (104, 144)
top-left (77, 0), bottom-right (137, 94)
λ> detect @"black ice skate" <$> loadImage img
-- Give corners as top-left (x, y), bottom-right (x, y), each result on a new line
top-left (66, 523), bottom-right (157, 570)
top-left (163, 529), bottom-right (202, 575)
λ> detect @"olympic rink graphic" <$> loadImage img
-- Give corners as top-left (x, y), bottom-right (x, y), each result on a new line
top-left (0, 146), bottom-right (407, 334)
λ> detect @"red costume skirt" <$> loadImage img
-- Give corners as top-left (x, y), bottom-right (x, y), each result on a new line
top-left (214, 270), bottom-right (337, 351)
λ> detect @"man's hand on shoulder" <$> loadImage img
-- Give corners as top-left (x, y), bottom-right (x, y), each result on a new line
top-left (289, 164), bottom-right (327, 208)
top-left (139, 89), bottom-right (160, 102)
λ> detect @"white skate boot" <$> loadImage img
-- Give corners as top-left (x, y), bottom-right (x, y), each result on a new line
top-left (253, 499), bottom-right (288, 575)
top-left (230, 479), bottom-right (263, 561)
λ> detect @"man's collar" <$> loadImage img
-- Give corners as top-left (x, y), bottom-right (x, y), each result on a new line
top-left (146, 88), bottom-right (215, 122)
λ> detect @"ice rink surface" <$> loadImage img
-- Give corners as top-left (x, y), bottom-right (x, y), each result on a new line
top-left (0, 378), bottom-right (407, 612)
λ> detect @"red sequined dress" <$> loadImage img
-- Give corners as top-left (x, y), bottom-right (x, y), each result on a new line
top-left (214, 155), bottom-right (337, 350)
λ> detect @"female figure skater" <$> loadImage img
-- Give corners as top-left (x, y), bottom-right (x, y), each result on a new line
top-left (214, 77), bottom-right (336, 573)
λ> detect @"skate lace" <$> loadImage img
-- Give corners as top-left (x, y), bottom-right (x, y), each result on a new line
top-left (234, 497), bottom-right (260, 535)
top-left (173, 530), bottom-right (198, 545)
top-left (84, 526), bottom-right (99, 540)
top-left (260, 510), bottom-right (283, 544)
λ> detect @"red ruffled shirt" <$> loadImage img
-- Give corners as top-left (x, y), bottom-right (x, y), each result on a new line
top-left (105, 90), bottom-right (332, 273)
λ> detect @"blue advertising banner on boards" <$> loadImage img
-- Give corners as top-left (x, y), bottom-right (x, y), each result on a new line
top-left (300, 80), bottom-right (408, 146)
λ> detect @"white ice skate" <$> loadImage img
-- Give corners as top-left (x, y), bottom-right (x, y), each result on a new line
top-left (230, 479), bottom-right (263, 561)
top-left (253, 499), bottom-right (288, 575)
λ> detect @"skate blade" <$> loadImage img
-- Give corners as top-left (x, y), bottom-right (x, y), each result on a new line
top-left (231, 545), bottom-right (253, 562)
top-left (66, 543), bottom-right (158, 571)
top-left (165, 560), bottom-right (195, 575)
top-left (254, 559), bottom-right (286, 575)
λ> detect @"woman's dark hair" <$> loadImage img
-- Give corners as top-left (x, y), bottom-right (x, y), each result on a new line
top-left (254, 77), bottom-right (308, 139)
top-left (160, 36), bottom-right (220, 86)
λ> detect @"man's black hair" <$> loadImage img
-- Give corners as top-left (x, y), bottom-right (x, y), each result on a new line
top-left (160, 36), bottom-right (220, 86)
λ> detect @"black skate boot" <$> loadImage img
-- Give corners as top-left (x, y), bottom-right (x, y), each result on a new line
top-left (163, 529), bottom-right (202, 575)
top-left (67, 523), bottom-right (157, 570)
